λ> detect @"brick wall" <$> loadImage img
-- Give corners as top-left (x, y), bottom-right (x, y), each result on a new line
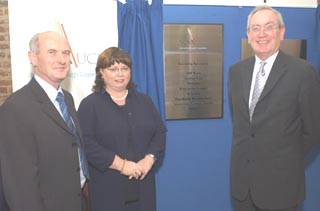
top-left (0, 0), bottom-right (11, 105)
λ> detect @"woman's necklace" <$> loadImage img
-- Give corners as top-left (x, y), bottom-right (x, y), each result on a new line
top-left (110, 89), bottom-right (128, 101)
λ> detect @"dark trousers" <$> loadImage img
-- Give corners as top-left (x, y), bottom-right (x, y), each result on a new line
top-left (125, 200), bottom-right (141, 211)
top-left (233, 191), bottom-right (297, 211)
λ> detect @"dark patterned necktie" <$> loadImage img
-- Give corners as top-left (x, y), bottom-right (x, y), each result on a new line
top-left (249, 61), bottom-right (267, 121)
top-left (56, 92), bottom-right (89, 178)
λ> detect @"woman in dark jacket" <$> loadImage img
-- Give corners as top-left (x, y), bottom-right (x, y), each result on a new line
top-left (78, 47), bottom-right (166, 211)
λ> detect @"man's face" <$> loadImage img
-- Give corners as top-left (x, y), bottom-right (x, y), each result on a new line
top-left (29, 32), bottom-right (71, 89)
top-left (247, 9), bottom-right (285, 61)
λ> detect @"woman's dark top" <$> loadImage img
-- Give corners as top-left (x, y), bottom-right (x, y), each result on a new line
top-left (77, 88), bottom-right (166, 211)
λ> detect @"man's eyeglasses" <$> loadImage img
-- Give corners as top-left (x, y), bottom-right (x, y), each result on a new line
top-left (249, 24), bottom-right (279, 34)
top-left (106, 67), bottom-right (130, 73)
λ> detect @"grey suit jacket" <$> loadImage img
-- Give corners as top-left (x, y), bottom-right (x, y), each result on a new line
top-left (0, 166), bottom-right (8, 211)
top-left (228, 51), bottom-right (320, 209)
top-left (0, 78), bottom-right (87, 211)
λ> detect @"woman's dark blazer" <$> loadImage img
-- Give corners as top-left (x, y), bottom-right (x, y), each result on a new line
top-left (78, 89), bottom-right (166, 211)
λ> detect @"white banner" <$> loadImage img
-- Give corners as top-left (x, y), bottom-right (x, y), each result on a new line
top-left (8, 0), bottom-right (118, 108)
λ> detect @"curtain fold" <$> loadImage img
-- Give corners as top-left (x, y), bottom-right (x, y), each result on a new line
top-left (117, 0), bottom-right (165, 120)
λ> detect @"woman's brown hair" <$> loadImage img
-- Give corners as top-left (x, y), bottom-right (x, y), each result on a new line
top-left (92, 47), bottom-right (136, 92)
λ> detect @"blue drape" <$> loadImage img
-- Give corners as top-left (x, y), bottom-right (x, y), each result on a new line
top-left (117, 0), bottom-right (165, 120)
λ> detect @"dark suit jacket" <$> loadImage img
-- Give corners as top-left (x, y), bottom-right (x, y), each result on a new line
top-left (0, 166), bottom-right (8, 211)
top-left (0, 78), bottom-right (87, 211)
top-left (228, 51), bottom-right (320, 209)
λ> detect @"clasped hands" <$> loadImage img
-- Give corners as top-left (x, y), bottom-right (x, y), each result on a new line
top-left (120, 155), bottom-right (154, 180)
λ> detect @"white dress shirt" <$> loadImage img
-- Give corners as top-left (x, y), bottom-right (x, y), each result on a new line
top-left (34, 74), bottom-right (86, 188)
top-left (248, 51), bottom-right (279, 107)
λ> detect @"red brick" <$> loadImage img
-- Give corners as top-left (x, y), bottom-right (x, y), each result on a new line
top-left (0, 0), bottom-right (12, 105)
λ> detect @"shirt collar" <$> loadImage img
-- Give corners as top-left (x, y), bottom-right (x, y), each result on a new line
top-left (34, 74), bottom-right (62, 104)
top-left (255, 51), bottom-right (279, 69)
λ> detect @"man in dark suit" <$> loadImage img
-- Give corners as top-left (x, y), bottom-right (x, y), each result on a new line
top-left (228, 5), bottom-right (320, 211)
top-left (0, 31), bottom-right (89, 211)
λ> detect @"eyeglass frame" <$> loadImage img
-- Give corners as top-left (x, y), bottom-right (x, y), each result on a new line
top-left (106, 66), bottom-right (130, 73)
top-left (248, 23), bottom-right (280, 34)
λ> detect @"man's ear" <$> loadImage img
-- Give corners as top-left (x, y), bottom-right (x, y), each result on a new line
top-left (28, 51), bottom-right (37, 66)
top-left (280, 27), bottom-right (286, 41)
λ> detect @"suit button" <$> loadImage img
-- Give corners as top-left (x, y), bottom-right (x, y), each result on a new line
top-left (251, 133), bottom-right (255, 137)
top-left (76, 167), bottom-right (80, 172)
top-left (247, 159), bottom-right (255, 163)
top-left (72, 142), bottom-right (77, 147)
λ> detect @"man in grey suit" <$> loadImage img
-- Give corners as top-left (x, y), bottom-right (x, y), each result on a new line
top-left (228, 5), bottom-right (320, 211)
top-left (0, 31), bottom-right (89, 211)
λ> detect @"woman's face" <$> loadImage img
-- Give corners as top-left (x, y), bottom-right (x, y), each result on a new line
top-left (100, 62), bottom-right (131, 92)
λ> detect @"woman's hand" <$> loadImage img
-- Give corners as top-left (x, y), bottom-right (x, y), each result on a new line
top-left (120, 160), bottom-right (143, 180)
top-left (136, 155), bottom-right (155, 180)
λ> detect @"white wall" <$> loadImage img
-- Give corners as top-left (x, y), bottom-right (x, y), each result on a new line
top-left (8, 0), bottom-right (118, 108)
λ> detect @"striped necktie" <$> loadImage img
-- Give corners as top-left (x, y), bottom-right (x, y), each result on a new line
top-left (56, 92), bottom-right (89, 178)
top-left (249, 61), bottom-right (267, 121)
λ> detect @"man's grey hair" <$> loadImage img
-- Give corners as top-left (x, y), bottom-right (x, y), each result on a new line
top-left (29, 33), bottom-right (41, 54)
top-left (247, 5), bottom-right (285, 31)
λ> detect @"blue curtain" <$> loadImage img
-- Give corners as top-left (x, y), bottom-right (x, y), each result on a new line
top-left (117, 0), bottom-right (165, 120)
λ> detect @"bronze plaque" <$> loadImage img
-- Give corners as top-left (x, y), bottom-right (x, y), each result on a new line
top-left (241, 39), bottom-right (306, 60)
top-left (164, 24), bottom-right (223, 120)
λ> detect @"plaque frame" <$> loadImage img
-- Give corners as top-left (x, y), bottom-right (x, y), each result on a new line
top-left (164, 24), bottom-right (224, 120)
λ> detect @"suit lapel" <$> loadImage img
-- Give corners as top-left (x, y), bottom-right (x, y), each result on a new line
top-left (238, 52), bottom-right (288, 121)
top-left (28, 78), bottom-right (73, 135)
top-left (259, 51), bottom-right (288, 101)
top-left (62, 90), bottom-right (87, 155)
top-left (241, 57), bottom-right (255, 106)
